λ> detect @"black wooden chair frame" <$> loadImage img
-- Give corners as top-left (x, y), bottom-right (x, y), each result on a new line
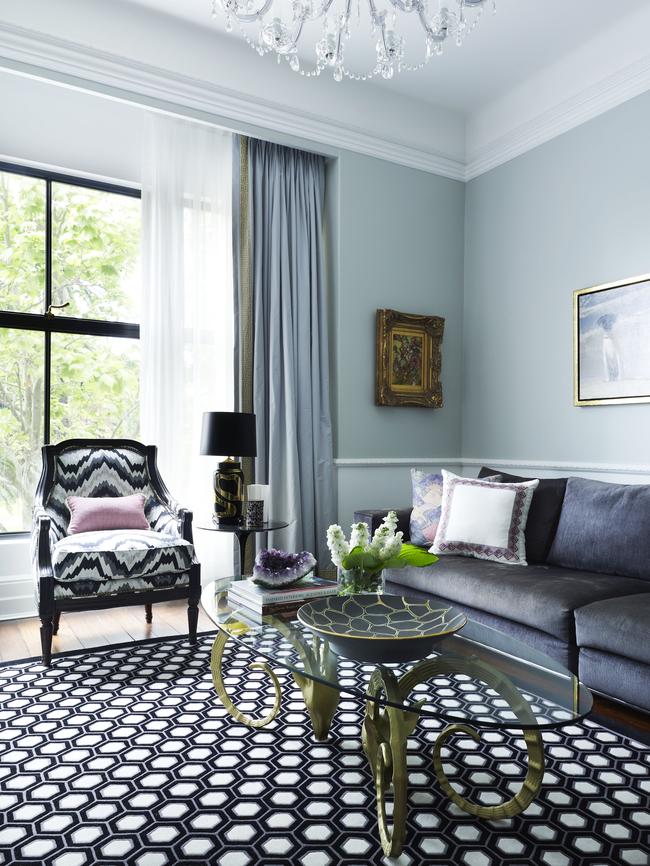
top-left (33, 438), bottom-right (201, 665)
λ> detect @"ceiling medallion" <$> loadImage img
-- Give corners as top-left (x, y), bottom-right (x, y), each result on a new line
top-left (210, 0), bottom-right (496, 81)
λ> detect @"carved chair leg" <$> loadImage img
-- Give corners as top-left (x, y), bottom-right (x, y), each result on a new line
top-left (145, 603), bottom-right (153, 624)
top-left (40, 617), bottom-right (53, 667)
top-left (52, 611), bottom-right (61, 636)
top-left (188, 563), bottom-right (201, 644)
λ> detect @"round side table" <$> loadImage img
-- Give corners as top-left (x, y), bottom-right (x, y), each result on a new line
top-left (196, 519), bottom-right (290, 579)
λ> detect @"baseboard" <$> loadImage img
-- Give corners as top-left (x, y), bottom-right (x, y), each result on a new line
top-left (0, 574), bottom-right (36, 620)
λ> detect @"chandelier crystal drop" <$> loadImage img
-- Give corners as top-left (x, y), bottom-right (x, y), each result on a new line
top-left (210, 0), bottom-right (496, 81)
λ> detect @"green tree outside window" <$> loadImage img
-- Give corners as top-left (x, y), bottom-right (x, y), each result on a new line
top-left (0, 169), bottom-right (141, 532)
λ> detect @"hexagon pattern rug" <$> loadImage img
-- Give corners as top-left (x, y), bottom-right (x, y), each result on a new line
top-left (0, 633), bottom-right (649, 866)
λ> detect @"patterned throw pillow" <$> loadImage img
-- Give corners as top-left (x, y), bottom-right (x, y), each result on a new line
top-left (409, 470), bottom-right (445, 547)
top-left (430, 470), bottom-right (538, 565)
top-left (410, 469), bottom-right (501, 548)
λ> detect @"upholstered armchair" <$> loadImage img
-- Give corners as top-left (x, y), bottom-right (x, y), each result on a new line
top-left (32, 439), bottom-right (201, 665)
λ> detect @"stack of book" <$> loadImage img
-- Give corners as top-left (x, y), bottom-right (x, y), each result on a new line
top-left (227, 575), bottom-right (337, 619)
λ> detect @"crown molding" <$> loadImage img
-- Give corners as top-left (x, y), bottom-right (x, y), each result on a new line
top-left (3, 19), bottom-right (650, 183)
top-left (465, 50), bottom-right (650, 180)
top-left (0, 21), bottom-right (466, 181)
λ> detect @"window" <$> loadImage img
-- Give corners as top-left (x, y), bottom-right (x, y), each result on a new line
top-left (0, 163), bottom-right (141, 533)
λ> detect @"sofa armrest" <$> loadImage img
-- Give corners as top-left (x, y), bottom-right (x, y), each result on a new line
top-left (177, 508), bottom-right (194, 545)
top-left (147, 496), bottom-right (191, 540)
top-left (354, 508), bottom-right (412, 542)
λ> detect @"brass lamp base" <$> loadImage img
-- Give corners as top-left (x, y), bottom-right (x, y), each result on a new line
top-left (213, 457), bottom-right (244, 525)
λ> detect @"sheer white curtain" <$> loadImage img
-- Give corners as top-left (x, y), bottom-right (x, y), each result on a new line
top-left (141, 113), bottom-right (234, 577)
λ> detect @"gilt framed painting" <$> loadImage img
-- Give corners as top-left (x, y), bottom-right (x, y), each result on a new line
top-left (574, 273), bottom-right (650, 406)
top-left (375, 309), bottom-right (444, 408)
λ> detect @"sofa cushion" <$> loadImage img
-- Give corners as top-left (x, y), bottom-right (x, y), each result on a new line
top-left (384, 556), bottom-right (647, 644)
top-left (384, 579), bottom-right (577, 671)
top-left (579, 648), bottom-right (650, 713)
top-left (548, 477), bottom-right (650, 581)
top-left (479, 467), bottom-right (567, 563)
top-left (52, 529), bottom-right (194, 583)
top-left (53, 571), bottom-right (190, 600)
top-left (575, 593), bottom-right (650, 667)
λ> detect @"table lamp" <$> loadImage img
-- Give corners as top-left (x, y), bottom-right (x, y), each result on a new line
top-left (200, 411), bottom-right (257, 525)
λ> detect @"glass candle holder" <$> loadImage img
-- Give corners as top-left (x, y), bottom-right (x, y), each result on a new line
top-left (246, 499), bottom-right (264, 527)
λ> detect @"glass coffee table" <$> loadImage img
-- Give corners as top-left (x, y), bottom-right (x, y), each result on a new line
top-left (201, 581), bottom-right (593, 858)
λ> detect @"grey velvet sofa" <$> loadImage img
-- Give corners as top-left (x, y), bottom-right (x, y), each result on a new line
top-left (356, 468), bottom-right (650, 715)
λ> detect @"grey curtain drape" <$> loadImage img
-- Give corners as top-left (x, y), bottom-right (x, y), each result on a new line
top-left (244, 138), bottom-right (336, 570)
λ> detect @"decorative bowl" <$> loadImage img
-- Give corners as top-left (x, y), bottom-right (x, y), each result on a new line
top-left (297, 594), bottom-right (467, 663)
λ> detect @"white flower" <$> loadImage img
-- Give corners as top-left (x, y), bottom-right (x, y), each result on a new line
top-left (379, 531), bottom-right (403, 562)
top-left (367, 512), bottom-right (404, 562)
top-left (326, 523), bottom-right (350, 568)
top-left (349, 521), bottom-right (370, 551)
top-left (327, 512), bottom-right (403, 571)
top-left (383, 510), bottom-right (399, 533)
top-left (369, 525), bottom-right (391, 558)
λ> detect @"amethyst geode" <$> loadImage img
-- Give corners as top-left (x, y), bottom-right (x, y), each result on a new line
top-left (252, 549), bottom-right (316, 589)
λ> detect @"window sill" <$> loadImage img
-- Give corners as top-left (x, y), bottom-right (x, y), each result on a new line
top-left (0, 532), bottom-right (29, 542)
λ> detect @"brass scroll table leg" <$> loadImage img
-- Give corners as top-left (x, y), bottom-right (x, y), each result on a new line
top-left (210, 629), bottom-right (282, 728)
top-left (210, 628), bottom-right (340, 740)
top-left (362, 667), bottom-right (424, 858)
top-left (362, 656), bottom-right (546, 858)
top-left (292, 634), bottom-right (340, 741)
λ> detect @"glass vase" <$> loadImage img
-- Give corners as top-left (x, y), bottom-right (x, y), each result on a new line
top-left (337, 567), bottom-right (384, 596)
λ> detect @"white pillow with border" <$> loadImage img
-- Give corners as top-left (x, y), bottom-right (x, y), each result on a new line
top-left (430, 470), bottom-right (538, 565)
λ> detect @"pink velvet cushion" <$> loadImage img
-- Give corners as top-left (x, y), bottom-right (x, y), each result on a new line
top-left (66, 494), bottom-right (149, 534)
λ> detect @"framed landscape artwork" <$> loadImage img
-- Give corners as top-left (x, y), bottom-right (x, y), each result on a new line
top-left (375, 309), bottom-right (444, 408)
top-left (574, 273), bottom-right (650, 406)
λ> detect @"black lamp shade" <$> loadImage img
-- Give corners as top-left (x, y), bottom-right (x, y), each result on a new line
top-left (200, 412), bottom-right (257, 458)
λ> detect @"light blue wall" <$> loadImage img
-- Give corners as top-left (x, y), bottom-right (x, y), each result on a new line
top-left (334, 151), bottom-right (466, 459)
top-left (327, 151), bottom-right (466, 524)
top-left (463, 90), bottom-right (650, 465)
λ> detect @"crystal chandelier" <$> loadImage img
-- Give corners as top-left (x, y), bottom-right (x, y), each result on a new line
top-left (210, 0), bottom-right (496, 82)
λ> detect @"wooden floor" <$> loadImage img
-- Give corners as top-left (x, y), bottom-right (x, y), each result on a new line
top-left (0, 600), bottom-right (214, 662)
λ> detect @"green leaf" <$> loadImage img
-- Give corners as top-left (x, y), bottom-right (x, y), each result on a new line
top-left (341, 546), bottom-right (383, 574)
top-left (382, 543), bottom-right (438, 570)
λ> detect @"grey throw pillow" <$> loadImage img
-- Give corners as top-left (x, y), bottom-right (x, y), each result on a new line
top-left (548, 476), bottom-right (650, 581)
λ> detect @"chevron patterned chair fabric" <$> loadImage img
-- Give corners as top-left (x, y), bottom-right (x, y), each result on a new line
top-left (32, 439), bottom-right (201, 665)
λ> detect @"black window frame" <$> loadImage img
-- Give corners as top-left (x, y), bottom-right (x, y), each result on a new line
top-left (0, 160), bottom-right (142, 538)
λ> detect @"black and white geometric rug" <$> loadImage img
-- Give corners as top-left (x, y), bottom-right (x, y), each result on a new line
top-left (0, 634), bottom-right (649, 866)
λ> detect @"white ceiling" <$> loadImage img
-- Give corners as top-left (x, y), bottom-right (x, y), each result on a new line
top-left (2, 0), bottom-right (650, 180)
top-left (124, 0), bottom-right (649, 112)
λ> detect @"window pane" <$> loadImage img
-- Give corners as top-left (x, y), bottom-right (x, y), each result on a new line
top-left (0, 328), bottom-right (45, 532)
top-left (51, 183), bottom-right (141, 322)
top-left (50, 334), bottom-right (139, 441)
top-left (0, 172), bottom-right (46, 314)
